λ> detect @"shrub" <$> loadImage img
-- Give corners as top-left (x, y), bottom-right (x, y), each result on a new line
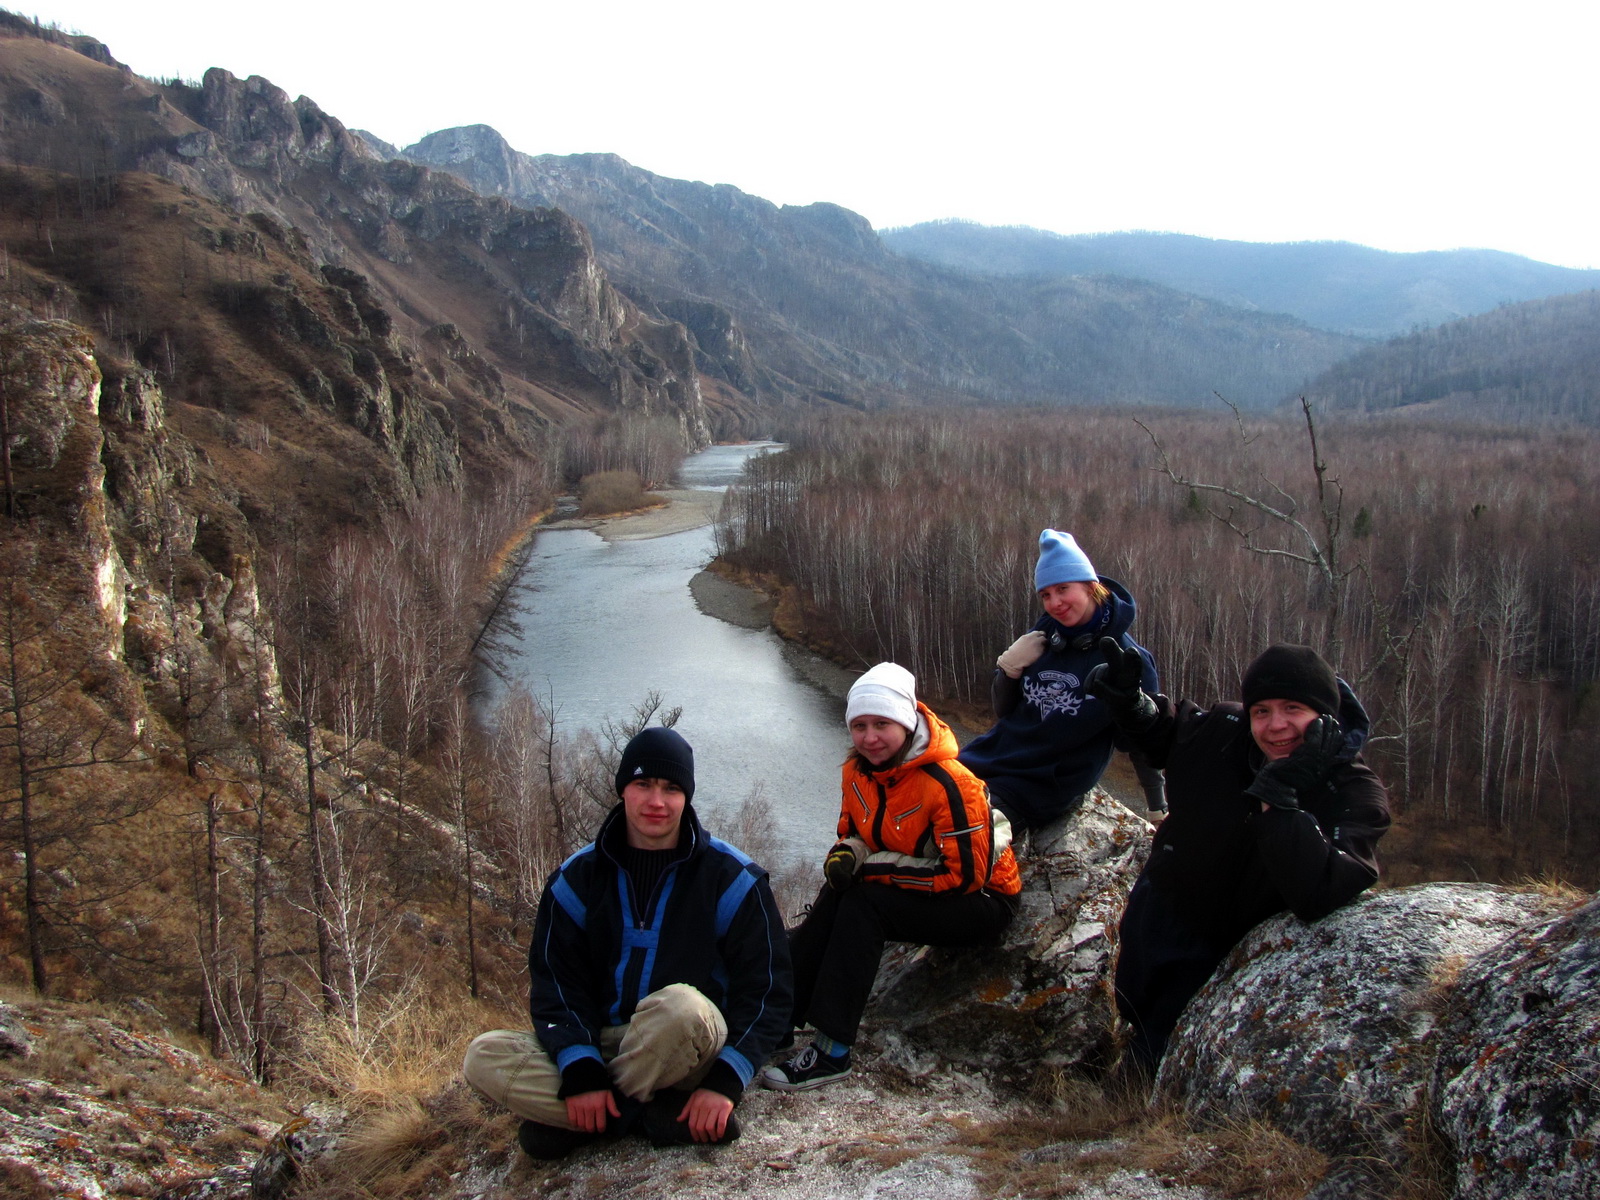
top-left (577, 470), bottom-right (647, 516)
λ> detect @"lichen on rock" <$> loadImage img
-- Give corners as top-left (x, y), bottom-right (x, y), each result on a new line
top-left (1157, 883), bottom-right (1581, 1195)
top-left (1430, 892), bottom-right (1600, 1200)
top-left (869, 789), bottom-right (1152, 1089)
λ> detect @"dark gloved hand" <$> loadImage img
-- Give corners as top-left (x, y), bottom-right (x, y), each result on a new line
top-left (1084, 637), bottom-right (1157, 730)
top-left (1244, 714), bottom-right (1343, 810)
top-left (823, 842), bottom-right (859, 891)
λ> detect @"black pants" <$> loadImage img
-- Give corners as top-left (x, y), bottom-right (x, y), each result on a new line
top-left (1113, 875), bottom-right (1230, 1072)
top-left (788, 882), bottom-right (1017, 1046)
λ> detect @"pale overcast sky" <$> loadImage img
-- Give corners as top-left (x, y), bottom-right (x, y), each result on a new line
top-left (20, 0), bottom-right (1600, 268)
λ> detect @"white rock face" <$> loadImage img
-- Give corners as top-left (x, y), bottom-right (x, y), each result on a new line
top-left (4, 314), bottom-right (98, 469)
top-left (1431, 893), bottom-right (1600, 1200)
top-left (868, 789), bottom-right (1151, 1087)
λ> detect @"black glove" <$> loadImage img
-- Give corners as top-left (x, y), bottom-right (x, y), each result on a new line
top-left (824, 842), bottom-right (859, 891)
top-left (1084, 637), bottom-right (1157, 730)
top-left (1244, 714), bottom-right (1343, 810)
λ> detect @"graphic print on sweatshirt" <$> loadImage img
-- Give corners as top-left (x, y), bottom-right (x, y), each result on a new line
top-left (1023, 670), bottom-right (1084, 719)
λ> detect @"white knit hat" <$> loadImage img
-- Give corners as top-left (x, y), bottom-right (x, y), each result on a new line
top-left (846, 662), bottom-right (918, 731)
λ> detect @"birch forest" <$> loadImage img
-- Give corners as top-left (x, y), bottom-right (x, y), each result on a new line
top-left (715, 406), bottom-right (1600, 885)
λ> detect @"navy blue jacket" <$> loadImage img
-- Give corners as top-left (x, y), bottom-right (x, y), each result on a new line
top-left (958, 578), bottom-right (1157, 821)
top-left (528, 802), bottom-right (792, 1102)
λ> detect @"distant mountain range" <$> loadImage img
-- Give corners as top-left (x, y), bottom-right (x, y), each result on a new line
top-left (380, 125), bottom-right (1363, 410)
top-left (881, 222), bottom-right (1600, 340)
top-left (3, 5), bottom-right (1599, 437)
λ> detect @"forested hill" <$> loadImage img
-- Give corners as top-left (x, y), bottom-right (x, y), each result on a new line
top-left (0, 10), bottom-right (718, 513)
top-left (1301, 289), bottom-right (1600, 425)
top-left (386, 124), bottom-right (1363, 410)
top-left (882, 222), bottom-right (1600, 340)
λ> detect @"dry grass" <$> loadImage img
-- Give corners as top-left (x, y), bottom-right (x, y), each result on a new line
top-left (284, 979), bottom-right (497, 1106)
top-left (310, 1097), bottom-right (448, 1196)
top-left (1511, 874), bottom-right (1589, 904)
top-left (280, 986), bottom-right (528, 1199)
top-left (577, 469), bottom-right (653, 516)
top-left (1146, 1114), bottom-right (1329, 1199)
top-left (1388, 1102), bottom-right (1457, 1200)
top-left (947, 1076), bottom-right (1330, 1200)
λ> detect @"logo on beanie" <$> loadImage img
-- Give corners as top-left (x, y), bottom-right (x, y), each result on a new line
top-left (1024, 671), bottom-right (1083, 720)
top-left (632, 766), bottom-right (643, 776)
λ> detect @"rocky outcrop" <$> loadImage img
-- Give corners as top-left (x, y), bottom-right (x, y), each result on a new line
top-left (1, 308), bottom-right (129, 643)
top-left (0, 1002), bottom-right (32, 1059)
top-left (1431, 893), bottom-right (1600, 1200)
top-left (250, 1104), bottom-right (344, 1200)
top-left (2, 313), bottom-right (99, 471)
top-left (402, 126), bottom-right (1365, 411)
top-left (869, 789), bottom-right (1151, 1087)
top-left (1156, 883), bottom-right (1592, 1199)
top-left (0, 996), bottom-right (278, 1199)
top-left (148, 70), bottom-right (710, 440)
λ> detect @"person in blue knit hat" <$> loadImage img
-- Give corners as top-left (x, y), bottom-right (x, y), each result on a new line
top-left (958, 529), bottom-right (1164, 831)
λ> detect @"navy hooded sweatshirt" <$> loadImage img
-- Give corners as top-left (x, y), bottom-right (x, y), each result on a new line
top-left (958, 577), bottom-right (1157, 824)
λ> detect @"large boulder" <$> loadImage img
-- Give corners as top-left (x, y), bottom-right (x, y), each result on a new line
top-left (1431, 892), bottom-right (1600, 1200)
top-left (868, 789), bottom-right (1151, 1089)
top-left (1156, 884), bottom-right (1573, 1195)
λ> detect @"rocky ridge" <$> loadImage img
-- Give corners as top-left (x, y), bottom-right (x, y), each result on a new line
top-left (0, 19), bottom-right (713, 461)
top-left (395, 124), bottom-right (1365, 411)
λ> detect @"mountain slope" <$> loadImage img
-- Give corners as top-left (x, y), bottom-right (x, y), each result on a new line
top-left (1302, 289), bottom-right (1600, 425)
top-left (0, 16), bottom-right (713, 529)
top-left (394, 125), bottom-right (1365, 410)
top-left (882, 222), bottom-right (1600, 339)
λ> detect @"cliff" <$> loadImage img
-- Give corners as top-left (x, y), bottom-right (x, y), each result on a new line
top-left (399, 125), bottom-right (1365, 411)
top-left (0, 19), bottom-right (713, 501)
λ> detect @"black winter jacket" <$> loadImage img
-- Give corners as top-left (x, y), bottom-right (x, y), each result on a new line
top-left (528, 802), bottom-right (792, 1102)
top-left (1126, 679), bottom-right (1390, 950)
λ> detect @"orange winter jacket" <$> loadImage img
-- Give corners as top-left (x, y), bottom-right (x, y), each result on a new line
top-left (838, 702), bottom-right (1022, 896)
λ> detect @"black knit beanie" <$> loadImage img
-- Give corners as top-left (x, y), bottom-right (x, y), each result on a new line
top-left (1240, 644), bottom-right (1340, 716)
top-left (615, 727), bottom-right (695, 802)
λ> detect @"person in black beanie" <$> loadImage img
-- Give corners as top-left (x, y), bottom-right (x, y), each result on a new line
top-left (1086, 642), bottom-right (1391, 1073)
top-left (463, 726), bottom-right (792, 1158)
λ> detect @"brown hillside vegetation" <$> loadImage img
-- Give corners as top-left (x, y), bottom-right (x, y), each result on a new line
top-left (718, 407), bottom-right (1600, 887)
top-left (0, 16), bottom-right (720, 452)
top-left (0, 304), bottom-right (699, 1137)
top-left (0, 14), bottom-right (715, 1092)
top-left (1304, 289), bottom-right (1600, 425)
top-left (0, 166), bottom-right (500, 542)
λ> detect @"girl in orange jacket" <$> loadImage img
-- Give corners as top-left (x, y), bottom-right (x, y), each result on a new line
top-left (761, 663), bottom-right (1021, 1091)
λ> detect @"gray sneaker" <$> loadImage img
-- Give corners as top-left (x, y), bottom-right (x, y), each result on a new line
top-left (759, 1045), bottom-right (852, 1091)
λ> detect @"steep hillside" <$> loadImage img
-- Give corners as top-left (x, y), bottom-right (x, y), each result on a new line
top-left (0, 13), bottom-right (703, 1062)
top-left (0, 16), bottom-right (713, 533)
top-left (882, 222), bottom-right (1600, 339)
top-left (1301, 289), bottom-right (1600, 425)
top-left (392, 125), bottom-right (1364, 410)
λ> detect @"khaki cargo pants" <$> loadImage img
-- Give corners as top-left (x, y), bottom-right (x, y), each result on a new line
top-left (462, 983), bottom-right (726, 1129)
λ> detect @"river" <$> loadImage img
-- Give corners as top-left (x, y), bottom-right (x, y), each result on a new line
top-left (500, 443), bottom-right (850, 868)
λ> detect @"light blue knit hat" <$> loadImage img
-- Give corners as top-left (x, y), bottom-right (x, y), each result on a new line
top-left (1034, 529), bottom-right (1097, 591)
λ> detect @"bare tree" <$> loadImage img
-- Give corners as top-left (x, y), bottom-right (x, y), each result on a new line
top-left (0, 527), bottom-right (147, 993)
top-left (1135, 396), bottom-right (1357, 663)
